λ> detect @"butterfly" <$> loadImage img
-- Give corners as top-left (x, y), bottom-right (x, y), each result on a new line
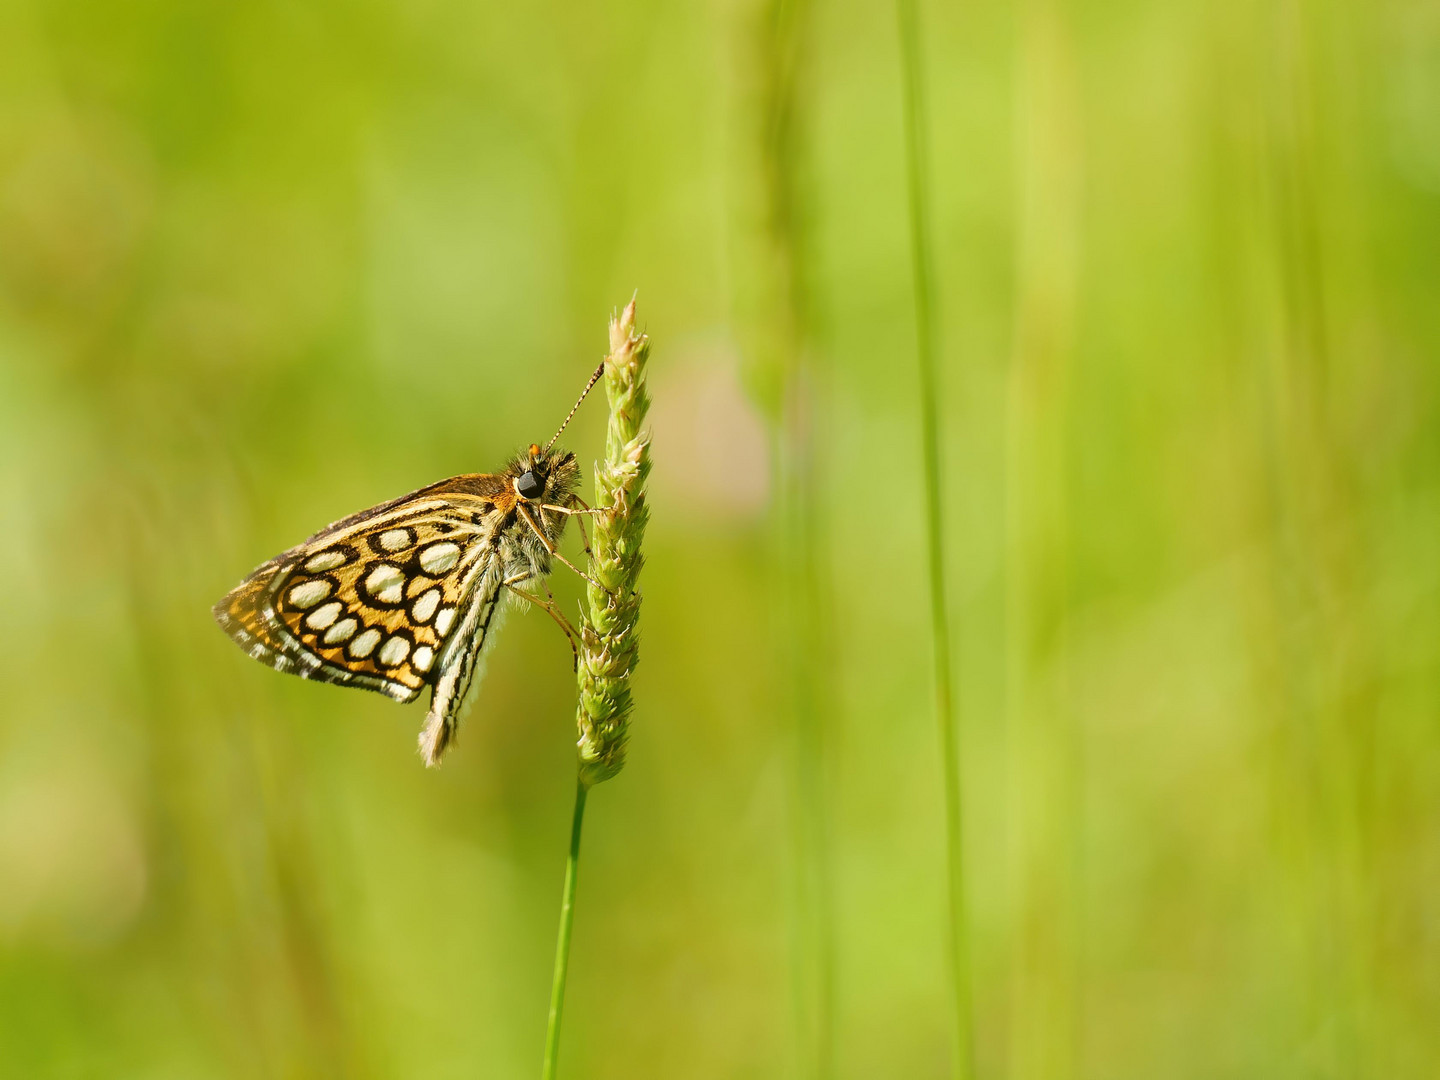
top-left (213, 365), bottom-right (607, 767)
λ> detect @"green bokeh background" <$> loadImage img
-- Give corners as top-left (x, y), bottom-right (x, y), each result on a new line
top-left (1, 1), bottom-right (1437, 1077)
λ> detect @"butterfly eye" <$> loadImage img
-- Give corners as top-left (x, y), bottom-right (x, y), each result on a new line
top-left (516, 470), bottom-right (544, 501)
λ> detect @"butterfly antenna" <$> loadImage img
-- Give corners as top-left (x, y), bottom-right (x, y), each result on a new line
top-left (544, 361), bottom-right (606, 453)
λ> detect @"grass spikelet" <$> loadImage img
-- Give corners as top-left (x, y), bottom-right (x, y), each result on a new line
top-left (574, 297), bottom-right (652, 787)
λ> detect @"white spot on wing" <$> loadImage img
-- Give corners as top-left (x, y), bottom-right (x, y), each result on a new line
top-left (379, 529), bottom-right (412, 552)
top-left (412, 645), bottom-right (434, 672)
top-left (348, 628), bottom-right (382, 659)
top-left (323, 617), bottom-right (358, 644)
top-left (305, 601), bottom-right (343, 630)
top-left (412, 589), bottom-right (441, 624)
top-left (288, 579), bottom-right (332, 609)
top-left (364, 564), bottom-right (406, 604)
top-left (419, 542), bottom-right (461, 574)
top-left (304, 550), bottom-right (347, 572)
top-left (378, 636), bottom-right (410, 666)
top-left (435, 607), bottom-right (456, 636)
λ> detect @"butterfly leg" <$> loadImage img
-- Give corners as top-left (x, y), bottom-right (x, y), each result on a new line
top-left (538, 499), bottom-right (604, 555)
top-left (515, 502), bottom-right (613, 597)
top-left (507, 583), bottom-right (581, 671)
top-left (572, 505), bottom-right (594, 556)
top-left (570, 494), bottom-right (609, 554)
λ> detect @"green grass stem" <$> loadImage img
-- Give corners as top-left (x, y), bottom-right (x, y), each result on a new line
top-left (541, 779), bottom-right (589, 1080)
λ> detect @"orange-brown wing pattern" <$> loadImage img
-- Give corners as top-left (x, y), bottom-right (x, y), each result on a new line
top-left (214, 475), bottom-right (514, 703)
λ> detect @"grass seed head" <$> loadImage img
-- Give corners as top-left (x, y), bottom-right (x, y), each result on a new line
top-left (576, 298), bottom-right (651, 787)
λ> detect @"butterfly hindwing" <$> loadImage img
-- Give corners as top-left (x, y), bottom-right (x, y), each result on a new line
top-left (214, 474), bottom-right (515, 703)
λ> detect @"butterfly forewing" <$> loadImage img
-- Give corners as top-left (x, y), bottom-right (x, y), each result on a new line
top-left (214, 474), bottom-right (516, 703)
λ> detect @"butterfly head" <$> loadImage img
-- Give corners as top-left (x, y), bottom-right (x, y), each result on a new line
top-left (512, 443), bottom-right (579, 504)
top-left (511, 360), bottom-right (603, 505)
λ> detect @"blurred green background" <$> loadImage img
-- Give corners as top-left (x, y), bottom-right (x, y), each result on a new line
top-left (1, 0), bottom-right (1437, 1077)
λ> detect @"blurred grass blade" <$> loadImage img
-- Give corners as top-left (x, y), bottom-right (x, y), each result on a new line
top-left (750, 1), bottom-right (837, 1074)
top-left (896, 0), bottom-right (972, 1075)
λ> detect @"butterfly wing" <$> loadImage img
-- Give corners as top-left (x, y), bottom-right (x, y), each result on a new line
top-left (214, 474), bottom-right (518, 709)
